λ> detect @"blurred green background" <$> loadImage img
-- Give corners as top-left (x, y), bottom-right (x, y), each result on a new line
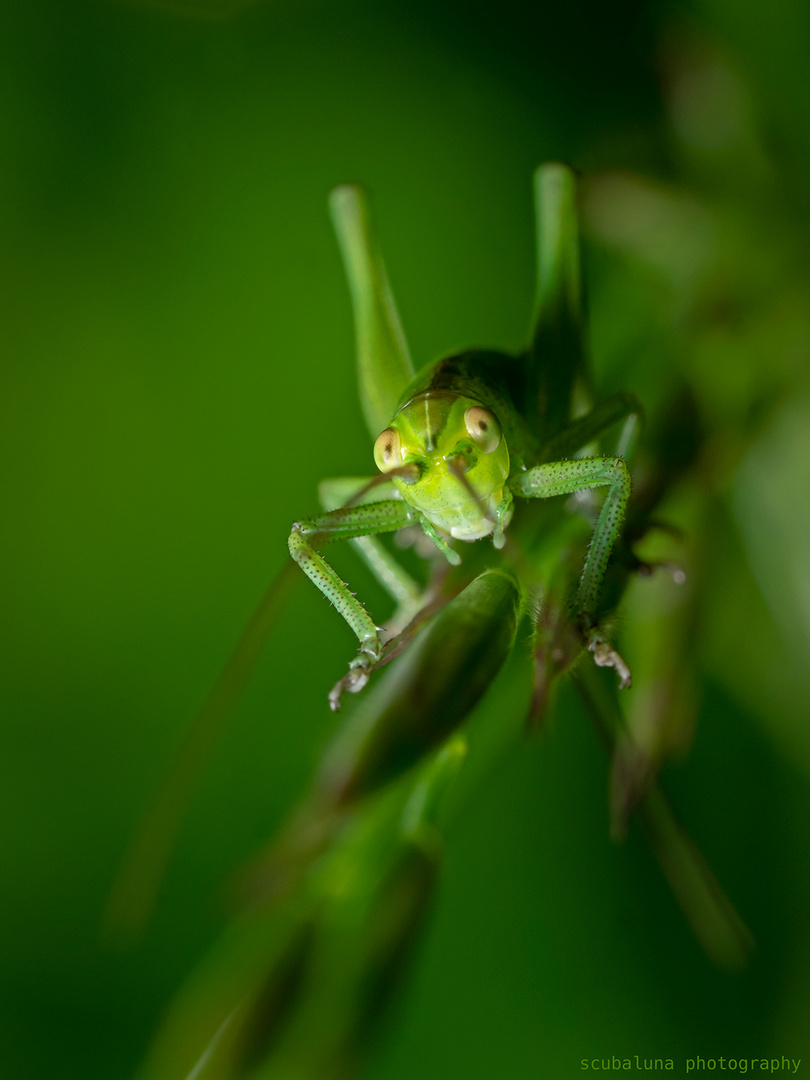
top-left (2, 0), bottom-right (810, 1076)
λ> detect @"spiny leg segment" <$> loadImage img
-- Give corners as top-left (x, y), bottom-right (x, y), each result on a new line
top-left (511, 453), bottom-right (633, 686)
top-left (318, 477), bottom-right (425, 624)
top-left (288, 496), bottom-right (419, 709)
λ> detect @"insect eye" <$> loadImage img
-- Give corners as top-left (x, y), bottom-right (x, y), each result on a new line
top-left (464, 406), bottom-right (501, 454)
top-left (373, 428), bottom-right (401, 472)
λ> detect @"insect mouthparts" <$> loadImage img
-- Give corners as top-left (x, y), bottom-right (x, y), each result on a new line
top-left (397, 462), bottom-right (421, 485)
top-left (447, 454), bottom-right (471, 475)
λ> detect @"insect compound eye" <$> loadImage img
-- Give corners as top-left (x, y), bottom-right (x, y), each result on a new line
top-left (373, 427), bottom-right (402, 472)
top-left (464, 406), bottom-right (501, 454)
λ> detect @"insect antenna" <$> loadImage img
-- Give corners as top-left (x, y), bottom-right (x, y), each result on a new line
top-left (338, 464), bottom-right (420, 508)
top-left (447, 455), bottom-right (489, 514)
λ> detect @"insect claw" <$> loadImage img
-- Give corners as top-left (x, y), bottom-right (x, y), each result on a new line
top-left (329, 671), bottom-right (357, 711)
top-left (587, 634), bottom-right (633, 689)
top-left (328, 668), bottom-right (369, 711)
top-left (329, 642), bottom-right (381, 709)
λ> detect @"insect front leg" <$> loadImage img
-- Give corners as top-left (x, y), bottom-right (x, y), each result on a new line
top-left (511, 455), bottom-right (633, 686)
top-left (318, 476), bottom-right (426, 633)
top-left (288, 497), bottom-right (417, 709)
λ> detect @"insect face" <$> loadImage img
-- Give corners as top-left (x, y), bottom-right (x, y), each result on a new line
top-left (373, 392), bottom-right (510, 541)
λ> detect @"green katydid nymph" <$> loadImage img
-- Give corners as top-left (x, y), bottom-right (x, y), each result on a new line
top-left (109, 166), bottom-right (756, 1009)
top-left (289, 165), bottom-right (639, 710)
top-left (110, 162), bottom-right (642, 935)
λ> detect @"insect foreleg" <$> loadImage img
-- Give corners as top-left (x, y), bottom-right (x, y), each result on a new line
top-left (418, 517), bottom-right (462, 566)
top-left (493, 489), bottom-right (514, 549)
top-left (289, 499), bottom-right (417, 708)
top-left (318, 476), bottom-right (425, 626)
top-left (511, 455), bottom-right (632, 686)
